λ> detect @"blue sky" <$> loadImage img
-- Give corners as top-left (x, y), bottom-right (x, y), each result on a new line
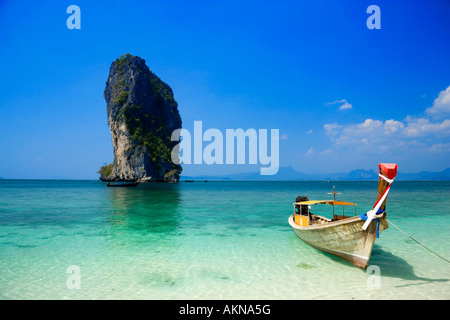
top-left (0, 0), bottom-right (449, 178)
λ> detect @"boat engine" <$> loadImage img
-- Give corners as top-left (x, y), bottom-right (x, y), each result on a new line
top-left (295, 196), bottom-right (309, 215)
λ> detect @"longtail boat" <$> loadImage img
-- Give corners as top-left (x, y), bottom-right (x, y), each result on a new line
top-left (106, 181), bottom-right (139, 187)
top-left (288, 163), bottom-right (398, 269)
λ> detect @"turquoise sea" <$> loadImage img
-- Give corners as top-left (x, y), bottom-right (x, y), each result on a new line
top-left (0, 180), bottom-right (449, 300)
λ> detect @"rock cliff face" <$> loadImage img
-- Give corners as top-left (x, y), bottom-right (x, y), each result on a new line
top-left (101, 54), bottom-right (182, 182)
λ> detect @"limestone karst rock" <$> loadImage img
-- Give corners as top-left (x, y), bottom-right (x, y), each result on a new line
top-left (100, 54), bottom-right (182, 182)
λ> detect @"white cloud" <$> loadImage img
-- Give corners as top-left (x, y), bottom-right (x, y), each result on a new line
top-left (325, 99), bottom-right (352, 111)
top-left (304, 147), bottom-right (333, 157)
top-left (428, 142), bottom-right (450, 153)
top-left (403, 116), bottom-right (450, 137)
top-left (339, 101), bottom-right (352, 110)
top-left (426, 85), bottom-right (450, 116)
top-left (323, 86), bottom-right (450, 158)
top-left (324, 117), bottom-right (450, 147)
top-left (324, 122), bottom-right (343, 140)
top-left (305, 147), bottom-right (315, 156)
top-left (325, 119), bottom-right (403, 145)
top-left (319, 149), bottom-right (333, 155)
top-left (317, 85), bottom-right (450, 169)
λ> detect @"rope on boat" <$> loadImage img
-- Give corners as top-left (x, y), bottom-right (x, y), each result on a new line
top-left (387, 219), bottom-right (450, 264)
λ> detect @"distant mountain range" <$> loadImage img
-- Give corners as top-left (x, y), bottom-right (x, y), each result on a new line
top-left (181, 166), bottom-right (450, 181)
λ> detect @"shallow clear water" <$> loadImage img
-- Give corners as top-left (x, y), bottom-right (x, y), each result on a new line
top-left (0, 180), bottom-right (449, 299)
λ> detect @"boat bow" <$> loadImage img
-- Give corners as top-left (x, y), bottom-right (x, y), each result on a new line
top-left (362, 163), bottom-right (398, 230)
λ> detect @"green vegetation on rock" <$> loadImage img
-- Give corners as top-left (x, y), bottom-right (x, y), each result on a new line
top-left (97, 163), bottom-right (113, 180)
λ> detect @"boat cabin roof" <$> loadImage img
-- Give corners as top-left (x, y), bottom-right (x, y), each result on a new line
top-left (294, 200), bottom-right (357, 206)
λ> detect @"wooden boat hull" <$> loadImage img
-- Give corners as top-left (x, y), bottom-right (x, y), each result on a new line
top-left (289, 214), bottom-right (388, 269)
